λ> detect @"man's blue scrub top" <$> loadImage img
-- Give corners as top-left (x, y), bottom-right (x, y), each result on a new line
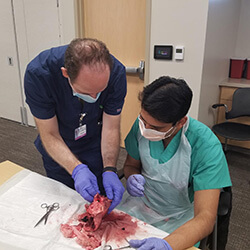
top-left (24, 45), bottom-right (127, 174)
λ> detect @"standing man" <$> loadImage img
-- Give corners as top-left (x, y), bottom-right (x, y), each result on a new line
top-left (24, 38), bottom-right (126, 212)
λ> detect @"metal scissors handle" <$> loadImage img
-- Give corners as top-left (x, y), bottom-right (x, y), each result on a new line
top-left (34, 202), bottom-right (60, 227)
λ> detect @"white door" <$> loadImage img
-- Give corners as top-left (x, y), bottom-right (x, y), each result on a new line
top-left (14, 0), bottom-right (62, 126)
top-left (0, 0), bottom-right (23, 123)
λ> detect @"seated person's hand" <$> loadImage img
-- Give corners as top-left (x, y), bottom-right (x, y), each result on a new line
top-left (129, 237), bottom-right (172, 250)
top-left (127, 174), bottom-right (145, 197)
top-left (102, 171), bottom-right (125, 213)
top-left (72, 164), bottom-right (100, 202)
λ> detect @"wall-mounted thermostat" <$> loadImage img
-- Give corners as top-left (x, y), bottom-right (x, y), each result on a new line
top-left (175, 46), bottom-right (184, 60)
top-left (154, 45), bottom-right (173, 60)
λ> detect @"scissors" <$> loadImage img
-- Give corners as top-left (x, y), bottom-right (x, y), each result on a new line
top-left (34, 202), bottom-right (60, 227)
top-left (103, 245), bottom-right (132, 250)
top-left (104, 239), bottom-right (132, 250)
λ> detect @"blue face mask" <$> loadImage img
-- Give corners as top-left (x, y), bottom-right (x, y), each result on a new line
top-left (73, 91), bottom-right (101, 103)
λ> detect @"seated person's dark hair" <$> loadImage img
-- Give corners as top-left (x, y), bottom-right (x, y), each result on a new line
top-left (139, 76), bottom-right (193, 124)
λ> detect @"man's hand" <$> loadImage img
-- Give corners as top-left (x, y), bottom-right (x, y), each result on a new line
top-left (72, 164), bottom-right (100, 202)
top-left (102, 171), bottom-right (125, 213)
top-left (127, 174), bottom-right (145, 197)
top-left (129, 237), bottom-right (172, 250)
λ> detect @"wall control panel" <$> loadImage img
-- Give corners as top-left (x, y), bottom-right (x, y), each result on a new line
top-left (175, 46), bottom-right (185, 60)
top-left (154, 45), bottom-right (173, 60)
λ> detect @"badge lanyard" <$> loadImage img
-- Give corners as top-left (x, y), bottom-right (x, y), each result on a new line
top-left (75, 99), bottom-right (87, 140)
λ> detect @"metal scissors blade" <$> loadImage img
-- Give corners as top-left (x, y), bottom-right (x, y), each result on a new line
top-left (115, 246), bottom-right (132, 250)
top-left (103, 245), bottom-right (131, 250)
top-left (34, 202), bottom-right (59, 228)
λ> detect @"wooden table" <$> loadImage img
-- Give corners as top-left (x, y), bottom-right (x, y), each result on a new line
top-left (0, 160), bottom-right (199, 249)
top-left (0, 160), bottom-right (24, 185)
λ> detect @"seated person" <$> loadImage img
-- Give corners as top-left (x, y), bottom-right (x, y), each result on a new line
top-left (118, 76), bottom-right (232, 250)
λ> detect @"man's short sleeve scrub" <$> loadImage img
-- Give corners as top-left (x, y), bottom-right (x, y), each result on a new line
top-left (125, 117), bottom-right (232, 201)
top-left (24, 45), bottom-right (127, 147)
top-left (185, 118), bottom-right (231, 198)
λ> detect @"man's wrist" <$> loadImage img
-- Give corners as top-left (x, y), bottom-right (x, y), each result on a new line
top-left (72, 163), bottom-right (88, 178)
top-left (102, 166), bottom-right (118, 174)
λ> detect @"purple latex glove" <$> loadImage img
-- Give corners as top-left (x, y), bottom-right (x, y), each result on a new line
top-left (102, 171), bottom-right (125, 213)
top-left (127, 174), bottom-right (145, 197)
top-left (72, 164), bottom-right (100, 202)
top-left (129, 237), bottom-right (172, 250)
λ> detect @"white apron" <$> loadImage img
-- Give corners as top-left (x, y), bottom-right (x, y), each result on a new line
top-left (118, 117), bottom-right (194, 233)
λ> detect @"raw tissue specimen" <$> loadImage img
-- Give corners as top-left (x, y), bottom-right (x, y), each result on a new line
top-left (61, 194), bottom-right (139, 249)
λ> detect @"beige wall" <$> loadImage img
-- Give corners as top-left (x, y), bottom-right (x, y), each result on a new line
top-left (148, 0), bottom-right (247, 127)
top-left (147, 0), bottom-right (209, 119)
top-left (235, 0), bottom-right (250, 58)
top-left (198, 0), bottom-right (241, 127)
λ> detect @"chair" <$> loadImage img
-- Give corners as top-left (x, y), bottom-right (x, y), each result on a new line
top-left (199, 187), bottom-right (232, 250)
top-left (212, 88), bottom-right (250, 152)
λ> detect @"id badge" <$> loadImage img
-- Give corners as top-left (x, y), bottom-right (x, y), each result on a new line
top-left (75, 124), bottom-right (87, 140)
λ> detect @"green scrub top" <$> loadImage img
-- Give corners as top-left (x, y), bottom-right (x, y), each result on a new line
top-left (125, 117), bottom-right (232, 202)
